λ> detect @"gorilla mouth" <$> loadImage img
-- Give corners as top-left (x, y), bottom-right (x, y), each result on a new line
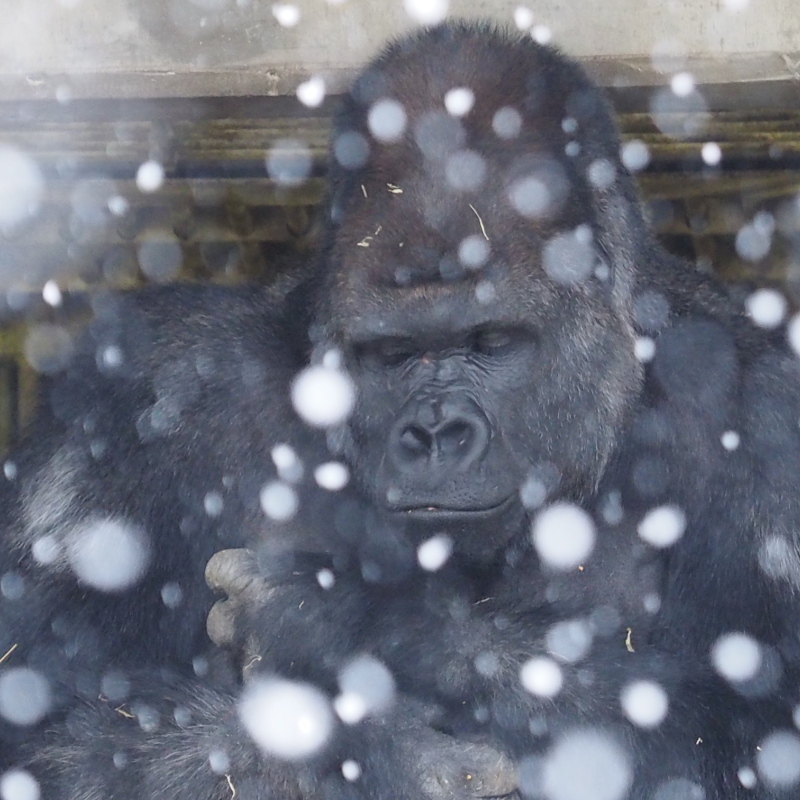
top-left (394, 495), bottom-right (516, 519)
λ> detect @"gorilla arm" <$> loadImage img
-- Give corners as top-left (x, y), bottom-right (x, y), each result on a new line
top-left (203, 544), bottom-right (721, 797)
top-left (27, 668), bottom-right (516, 800)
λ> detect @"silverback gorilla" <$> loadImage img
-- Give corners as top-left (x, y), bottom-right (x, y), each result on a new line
top-left (2, 20), bottom-right (800, 800)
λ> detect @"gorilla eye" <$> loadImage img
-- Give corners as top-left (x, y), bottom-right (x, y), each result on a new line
top-left (356, 339), bottom-right (416, 367)
top-left (472, 328), bottom-right (516, 356)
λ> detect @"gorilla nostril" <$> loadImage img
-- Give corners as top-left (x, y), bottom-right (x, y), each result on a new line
top-left (399, 425), bottom-right (433, 457)
top-left (438, 420), bottom-right (474, 457)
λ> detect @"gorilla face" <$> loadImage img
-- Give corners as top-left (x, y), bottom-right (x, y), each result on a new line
top-left (328, 253), bottom-right (641, 556)
top-left (313, 25), bottom-right (646, 557)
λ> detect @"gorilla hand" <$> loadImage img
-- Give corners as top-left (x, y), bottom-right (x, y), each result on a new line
top-left (371, 713), bottom-right (519, 800)
top-left (412, 735), bottom-right (518, 799)
top-left (205, 547), bottom-right (364, 677)
top-left (206, 548), bottom-right (267, 653)
top-left (205, 549), bottom-right (518, 800)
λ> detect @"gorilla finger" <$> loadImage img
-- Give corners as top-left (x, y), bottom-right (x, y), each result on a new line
top-left (420, 741), bottom-right (517, 800)
top-left (205, 548), bottom-right (260, 596)
top-left (206, 598), bottom-right (240, 647)
top-left (455, 744), bottom-right (517, 798)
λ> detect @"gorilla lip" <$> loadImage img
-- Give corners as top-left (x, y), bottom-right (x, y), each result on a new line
top-left (394, 495), bottom-right (515, 519)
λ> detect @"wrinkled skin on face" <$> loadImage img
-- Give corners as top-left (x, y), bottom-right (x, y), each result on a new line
top-left (314, 24), bottom-right (644, 559)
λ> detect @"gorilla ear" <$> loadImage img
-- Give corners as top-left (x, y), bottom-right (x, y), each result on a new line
top-left (587, 171), bottom-right (649, 310)
top-left (565, 90), bottom-right (651, 310)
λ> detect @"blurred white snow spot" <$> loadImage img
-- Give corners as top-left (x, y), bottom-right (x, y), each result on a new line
top-left (259, 481), bottom-right (299, 522)
top-left (756, 731), bottom-right (800, 788)
top-left (66, 518), bottom-right (151, 592)
top-left (620, 680), bottom-right (668, 728)
top-left (101, 345), bottom-right (123, 370)
top-left (787, 314), bottom-right (800, 355)
top-left (745, 288), bottom-right (786, 329)
top-left (0, 146), bottom-right (43, 233)
top-left (342, 760), bottom-right (362, 781)
top-left (31, 535), bottom-right (61, 566)
top-left (561, 118), bottom-right (578, 134)
top-left (367, 99), bottom-right (407, 143)
top-left (637, 506), bottom-right (686, 548)
top-left (513, 6), bottom-right (534, 30)
top-left (314, 462), bottom-right (349, 491)
top-left (620, 140), bottom-right (650, 172)
top-left (42, 281), bottom-right (62, 308)
top-left (546, 619), bottom-right (593, 663)
top-left (587, 159), bottom-right (616, 190)
top-left (0, 668), bottom-right (51, 726)
top-left (458, 234), bottom-right (490, 270)
top-left (531, 25), bottom-right (552, 44)
top-left (336, 655), bottom-right (395, 722)
top-left (272, 444), bottom-right (303, 483)
top-left (333, 692), bottom-right (366, 724)
top-left (542, 729), bottom-right (632, 800)
top-left (520, 657), bottom-right (563, 697)
top-left (266, 140), bottom-right (312, 187)
top-left (403, 0), bottom-right (448, 25)
top-left (712, 632), bottom-right (762, 682)
top-left (509, 176), bottom-right (551, 218)
top-left (203, 491), bottom-right (224, 517)
top-left (736, 213), bottom-right (774, 262)
top-left (0, 770), bottom-right (40, 800)
top-left (444, 88), bottom-right (474, 117)
top-left (445, 150), bottom-right (486, 192)
top-left (208, 749), bottom-right (230, 774)
top-left (417, 534), bottom-right (453, 571)
top-left (634, 337), bottom-right (656, 363)
top-left (316, 568), bottom-right (335, 589)
top-left (271, 4), bottom-right (300, 26)
top-left (239, 678), bottom-right (333, 759)
top-left (296, 76), bottom-right (325, 108)
top-left (670, 72), bottom-right (695, 98)
top-left (291, 362), bottom-right (355, 428)
top-left (492, 107), bottom-right (522, 139)
top-left (161, 582), bottom-right (183, 609)
top-left (0, 572), bottom-right (24, 600)
top-left (533, 503), bottom-right (595, 570)
top-left (721, 430), bottom-right (740, 451)
top-left (542, 228), bottom-right (595, 286)
top-left (108, 195), bottom-right (129, 216)
top-left (737, 767), bottom-right (757, 789)
top-left (135, 161), bottom-right (164, 193)
top-left (701, 142), bottom-right (722, 166)
top-left (650, 86), bottom-right (709, 140)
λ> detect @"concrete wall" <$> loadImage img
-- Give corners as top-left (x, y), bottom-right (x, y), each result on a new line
top-left (0, 0), bottom-right (798, 100)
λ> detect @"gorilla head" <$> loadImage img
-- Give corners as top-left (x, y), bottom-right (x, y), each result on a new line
top-left (312, 24), bottom-right (649, 558)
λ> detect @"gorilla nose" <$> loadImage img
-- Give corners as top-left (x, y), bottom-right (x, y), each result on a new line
top-left (388, 402), bottom-right (489, 472)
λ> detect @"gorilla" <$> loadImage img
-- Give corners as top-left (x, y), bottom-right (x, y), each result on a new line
top-left (2, 19), bottom-right (800, 800)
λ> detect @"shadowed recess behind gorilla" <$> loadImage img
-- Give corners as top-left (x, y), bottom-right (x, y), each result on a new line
top-left (2, 20), bottom-right (800, 800)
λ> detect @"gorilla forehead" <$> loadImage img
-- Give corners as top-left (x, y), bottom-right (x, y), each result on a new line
top-left (324, 22), bottom-right (625, 308)
top-left (331, 277), bottom-right (556, 343)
